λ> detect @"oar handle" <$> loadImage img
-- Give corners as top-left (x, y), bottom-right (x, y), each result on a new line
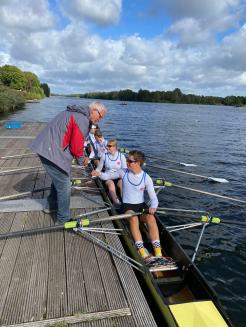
top-left (200, 216), bottom-right (221, 224)
top-left (119, 147), bottom-right (130, 154)
top-left (64, 218), bottom-right (90, 229)
top-left (64, 212), bottom-right (143, 230)
top-left (155, 178), bottom-right (173, 187)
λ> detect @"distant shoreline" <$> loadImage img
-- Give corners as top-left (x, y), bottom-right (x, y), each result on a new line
top-left (62, 88), bottom-right (246, 107)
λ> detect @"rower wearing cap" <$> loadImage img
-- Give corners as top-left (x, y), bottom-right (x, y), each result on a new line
top-left (91, 139), bottom-right (127, 207)
top-left (92, 150), bottom-right (162, 259)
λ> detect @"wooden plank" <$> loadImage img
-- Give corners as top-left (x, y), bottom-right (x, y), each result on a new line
top-left (91, 217), bottom-right (129, 310)
top-left (0, 212), bottom-right (15, 256)
top-left (0, 212), bottom-right (30, 324)
top-left (0, 123), bottom-right (157, 327)
top-left (98, 213), bottom-right (157, 327)
top-left (22, 212), bottom-right (51, 322)
top-left (64, 227), bottom-right (88, 314)
top-left (1, 307), bottom-right (131, 327)
top-left (46, 227), bottom-right (68, 319)
top-left (74, 223), bottom-right (108, 313)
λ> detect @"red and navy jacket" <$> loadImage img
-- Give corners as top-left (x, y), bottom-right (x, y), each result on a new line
top-left (30, 105), bottom-right (90, 174)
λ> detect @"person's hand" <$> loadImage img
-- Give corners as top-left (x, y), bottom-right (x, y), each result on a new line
top-left (149, 208), bottom-right (157, 215)
top-left (91, 170), bottom-right (100, 177)
top-left (83, 157), bottom-right (89, 166)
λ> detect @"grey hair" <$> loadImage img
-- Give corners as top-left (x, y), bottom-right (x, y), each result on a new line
top-left (89, 101), bottom-right (107, 115)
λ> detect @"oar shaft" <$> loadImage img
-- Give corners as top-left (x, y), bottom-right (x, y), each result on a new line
top-left (192, 223), bottom-right (207, 262)
top-left (157, 207), bottom-right (208, 214)
top-left (220, 220), bottom-right (246, 227)
top-left (0, 225), bottom-right (63, 240)
top-left (171, 183), bottom-right (246, 204)
top-left (145, 154), bottom-right (195, 166)
top-left (0, 187), bottom-right (51, 201)
top-left (79, 230), bottom-right (143, 272)
top-left (0, 212), bottom-right (141, 239)
top-left (149, 164), bottom-right (212, 180)
top-left (76, 207), bottom-right (109, 218)
top-left (0, 153), bottom-right (36, 160)
top-left (0, 166), bottom-right (43, 175)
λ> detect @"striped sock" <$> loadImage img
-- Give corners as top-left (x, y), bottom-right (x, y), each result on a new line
top-left (152, 240), bottom-right (162, 257)
top-left (135, 241), bottom-right (148, 258)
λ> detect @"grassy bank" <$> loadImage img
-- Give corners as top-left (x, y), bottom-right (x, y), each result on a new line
top-left (0, 85), bottom-right (25, 114)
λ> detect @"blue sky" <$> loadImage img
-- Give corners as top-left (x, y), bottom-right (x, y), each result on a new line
top-left (0, 0), bottom-right (246, 96)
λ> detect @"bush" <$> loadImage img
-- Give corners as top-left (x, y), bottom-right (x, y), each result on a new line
top-left (0, 85), bottom-right (25, 113)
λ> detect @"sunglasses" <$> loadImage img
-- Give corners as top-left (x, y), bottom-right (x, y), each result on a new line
top-left (106, 144), bottom-right (115, 148)
top-left (127, 158), bottom-right (137, 163)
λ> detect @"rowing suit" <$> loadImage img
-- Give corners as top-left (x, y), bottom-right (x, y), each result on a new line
top-left (89, 138), bottom-right (107, 159)
top-left (86, 132), bottom-right (96, 146)
top-left (101, 168), bottom-right (161, 258)
top-left (100, 168), bottom-right (158, 212)
top-left (84, 133), bottom-right (96, 156)
top-left (96, 151), bottom-right (127, 174)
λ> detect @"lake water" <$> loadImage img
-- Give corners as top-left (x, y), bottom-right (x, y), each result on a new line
top-left (2, 96), bottom-right (246, 326)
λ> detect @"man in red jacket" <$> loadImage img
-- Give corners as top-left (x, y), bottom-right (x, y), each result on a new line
top-left (30, 101), bottom-right (107, 223)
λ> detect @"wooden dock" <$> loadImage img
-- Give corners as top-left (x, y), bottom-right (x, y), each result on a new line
top-left (0, 122), bottom-right (158, 327)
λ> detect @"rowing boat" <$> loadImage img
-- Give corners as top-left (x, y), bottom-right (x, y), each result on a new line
top-left (93, 169), bottom-right (233, 327)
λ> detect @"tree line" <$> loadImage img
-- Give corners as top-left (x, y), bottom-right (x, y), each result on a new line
top-left (0, 65), bottom-right (50, 113)
top-left (81, 88), bottom-right (246, 107)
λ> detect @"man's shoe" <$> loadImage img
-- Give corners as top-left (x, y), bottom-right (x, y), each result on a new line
top-left (43, 208), bottom-right (57, 214)
top-left (54, 220), bottom-right (64, 226)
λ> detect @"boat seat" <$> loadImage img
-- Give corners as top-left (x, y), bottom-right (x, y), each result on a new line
top-left (169, 300), bottom-right (229, 327)
top-left (156, 275), bottom-right (184, 285)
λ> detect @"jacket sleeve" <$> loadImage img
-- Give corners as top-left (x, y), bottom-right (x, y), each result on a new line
top-left (70, 116), bottom-right (85, 158)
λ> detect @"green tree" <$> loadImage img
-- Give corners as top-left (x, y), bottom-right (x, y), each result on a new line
top-left (0, 65), bottom-right (27, 90)
top-left (137, 89), bottom-right (151, 102)
top-left (41, 83), bottom-right (50, 97)
top-left (24, 71), bottom-right (40, 91)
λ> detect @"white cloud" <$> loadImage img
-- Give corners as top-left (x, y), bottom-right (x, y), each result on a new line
top-left (238, 72), bottom-right (246, 85)
top-left (167, 18), bottom-right (213, 46)
top-left (60, 0), bottom-right (122, 26)
top-left (150, 0), bottom-right (244, 45)
top-left (0, 0), bottom-right (55, 31)
top-left (0, 0), bottom-right (245, 96)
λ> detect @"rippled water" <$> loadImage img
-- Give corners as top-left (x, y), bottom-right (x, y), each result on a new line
top-left (3, 96), bottom-right (246, 326)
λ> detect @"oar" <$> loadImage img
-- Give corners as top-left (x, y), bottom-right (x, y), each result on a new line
top-left (0, 187), bottom-right (51, 201)
top-left (119, 148), bottom-right (197, 167)
top-left (145, 154), bottom-right (197, 167)
top-left (155, 179), bottom-right (246, 205)
top-left (157, 207), bottom-right (208, 214)
top-left (148, 164), bottom-right (228, 183)
top-left (0, 153), bottom-right (36, 160)
top-left (0, 166), bottom-right (43, 175)
top-left (192, 216), bottom-right (246, 228)
top-left (0, 181), bottom-right (94, 201)
top-left (77, 229), bottom-right (143, 272)
top-left (0, 211), bottom-right (142, 240)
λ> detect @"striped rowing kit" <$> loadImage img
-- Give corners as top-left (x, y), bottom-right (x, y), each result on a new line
top-left (96, 151), bottom-right (127, 174)
top-left (100, 168), bottom-right (161, 258)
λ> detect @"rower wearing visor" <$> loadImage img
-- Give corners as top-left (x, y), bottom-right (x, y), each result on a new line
top-left (92, 150), bottom-right (162, 259)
